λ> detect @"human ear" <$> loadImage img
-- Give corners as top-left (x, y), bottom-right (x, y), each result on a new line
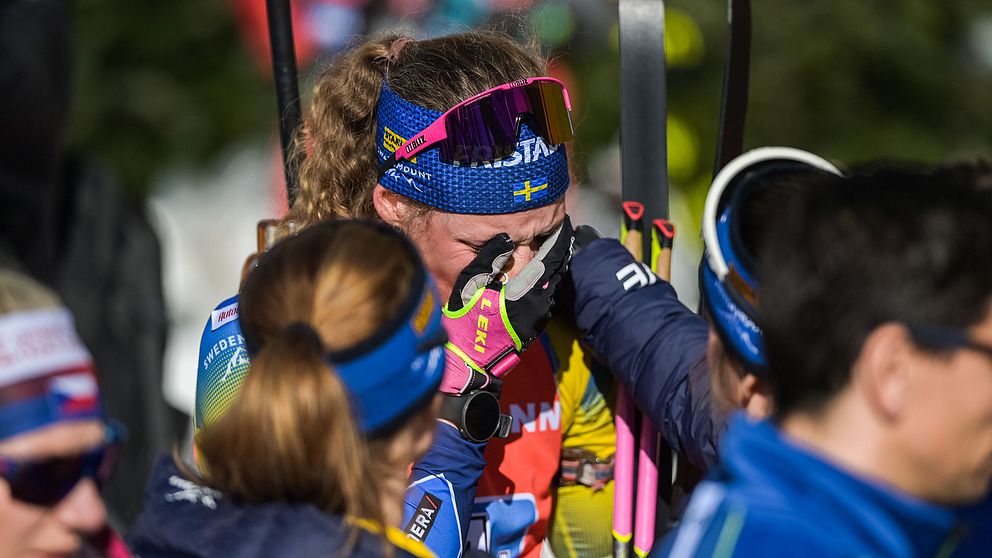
top-left (855, 323), bottom-right (913, 422)
top-left (373, 184), bottom-right (409, 227)
top-left (739, 374), bottom-right (773, 419)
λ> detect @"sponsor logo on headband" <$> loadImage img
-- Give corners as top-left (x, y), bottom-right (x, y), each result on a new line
top-left (513, 179), bottom-right (549, 203)
top-left (454, 137), bottom-right (560, 169)
top-left (383, 127), bottom-right (416, 163)
top-left (405, 492), bottom-right (442, 542)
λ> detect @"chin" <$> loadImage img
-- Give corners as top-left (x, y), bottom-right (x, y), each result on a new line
top-left (940, 477), bottom-right (992, 506)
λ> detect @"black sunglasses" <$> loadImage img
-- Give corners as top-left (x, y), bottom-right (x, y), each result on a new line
top-left (0, 421), bottom-right (124, 507)
top-left (905, 323), bottom-right (992, 360)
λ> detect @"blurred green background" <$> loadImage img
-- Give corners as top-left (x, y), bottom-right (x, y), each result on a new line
top-left (70, 0), bottom-right (992, 221)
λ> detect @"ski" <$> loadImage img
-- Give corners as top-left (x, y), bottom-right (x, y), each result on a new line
top-left (713, 0), bottom-right (752, 176)
top-left (617, 0), bottom-right (671, 556)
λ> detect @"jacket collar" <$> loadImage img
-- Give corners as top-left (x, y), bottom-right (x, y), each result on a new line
top-left (722, 416), bottom-right (960, 557)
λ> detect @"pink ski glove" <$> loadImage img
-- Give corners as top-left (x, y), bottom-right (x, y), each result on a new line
top-left (440, 216), bottom-right (573, 395)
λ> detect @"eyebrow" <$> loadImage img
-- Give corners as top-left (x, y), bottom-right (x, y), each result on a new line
top-left (460, 219), bottom-right (561, 247)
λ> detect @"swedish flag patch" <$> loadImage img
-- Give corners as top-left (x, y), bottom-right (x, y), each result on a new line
top-left (513, 179), bottom-right (549, 203)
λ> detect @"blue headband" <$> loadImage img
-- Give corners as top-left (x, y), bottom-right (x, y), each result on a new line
top-left (375, 82), bottom-right (570, 214)
top-left (700, 246), bottom-right (767, 373)
top-left (700, 148), bottom-right (842, 374)
top-left (328, 279), bottom-right (446, 434)
top-left (198, 286), bottom-right (445, 437)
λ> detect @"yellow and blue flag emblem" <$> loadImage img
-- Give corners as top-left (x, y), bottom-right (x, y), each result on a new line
top-left (513, 179), bottom-right (549, 203)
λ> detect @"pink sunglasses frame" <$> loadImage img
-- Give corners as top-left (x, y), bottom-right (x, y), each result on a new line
top-left (390, 76), bottom-right (574, 165)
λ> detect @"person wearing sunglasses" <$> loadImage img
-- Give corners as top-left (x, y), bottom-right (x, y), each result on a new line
top-left (128, 220), bottom-right (456, 557)
top-left (0, 270), bottom-right (130, 558)
top-left (288, 32), bottom-right (616, 557)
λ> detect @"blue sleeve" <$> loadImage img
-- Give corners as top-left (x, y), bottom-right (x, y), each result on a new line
top-left (569, 238), bottom-right (724, 471)
top-left (404, 421), bottom-right (487, 558)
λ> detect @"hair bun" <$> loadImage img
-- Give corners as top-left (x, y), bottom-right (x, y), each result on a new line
top-left (283, 321), bottom-right (325, 353)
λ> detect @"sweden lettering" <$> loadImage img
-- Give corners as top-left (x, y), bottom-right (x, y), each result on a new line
top-left (202, 335), bottom-right (245, 370)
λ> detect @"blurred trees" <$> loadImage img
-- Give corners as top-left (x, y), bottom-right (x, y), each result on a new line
top-left (70, 0), bottom-right (271, 194)
top-left (68, 0), bottom-right (991, 199)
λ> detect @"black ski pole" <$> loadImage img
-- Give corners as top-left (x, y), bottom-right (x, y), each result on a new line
top-left (265, 0), bottom-right (302, 207)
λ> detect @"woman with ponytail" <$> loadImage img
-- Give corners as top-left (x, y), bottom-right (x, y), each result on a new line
top-left (288, 31), bottom-right (614, 558)
top-left (128, 220), bottom-right (448, 557)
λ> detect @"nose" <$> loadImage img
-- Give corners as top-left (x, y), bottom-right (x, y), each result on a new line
top-left (52, 478), bottom-right (107, 536)
top-left (503, 241), bottom-right (539, 279)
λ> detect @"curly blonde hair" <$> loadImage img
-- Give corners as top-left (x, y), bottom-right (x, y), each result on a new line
top-left (289, 31), bottom-right (546, 225)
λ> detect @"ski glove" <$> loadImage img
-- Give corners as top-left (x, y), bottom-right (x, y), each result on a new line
top-left (440, 215), bottom-right (574, 395)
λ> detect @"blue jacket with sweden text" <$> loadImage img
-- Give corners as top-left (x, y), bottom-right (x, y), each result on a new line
top-left (652, 417), bottom-right (962, 558)
top-left (569, 238), bottom-right (722, 471)
top-left (128, 456), bottom-right (433, 558)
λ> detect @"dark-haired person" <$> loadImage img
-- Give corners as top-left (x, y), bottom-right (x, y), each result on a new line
top-left (0, 270), bottom-right (130, 558)
top-left (128, 220), bottom-right (450, 557)
top-left (653, 168), bottom-right (992, 556)
top-left (290, 31), bottom-right (614, 557)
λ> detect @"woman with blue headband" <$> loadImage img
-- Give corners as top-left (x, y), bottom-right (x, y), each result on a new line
top-left (128, 220), bottom-right (451, 557)
top-left (290, 32), bottom-right (615, 558)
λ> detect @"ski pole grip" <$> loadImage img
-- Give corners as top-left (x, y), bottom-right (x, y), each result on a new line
top-left (651, 219), bottom-right (676, 281)
top-left (622, 201), bottom-right (645, 260)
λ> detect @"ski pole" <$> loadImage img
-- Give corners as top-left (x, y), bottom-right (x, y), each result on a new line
top-left (631, 219), bottom-right (676, 557)
top-left (613, 202), bottom-right (646, 558)
top-left (713, 0), bottom-right (751, 177)
top-left (240, 0), bottom-right (303, 289)
top-left (265, 0), bottom-right (302, 207)
top-left (618, 0), bottom-right (668, 555)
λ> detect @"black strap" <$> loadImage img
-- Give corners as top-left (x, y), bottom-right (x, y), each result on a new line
top-left (713, 0), bottom-right (752, 177)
